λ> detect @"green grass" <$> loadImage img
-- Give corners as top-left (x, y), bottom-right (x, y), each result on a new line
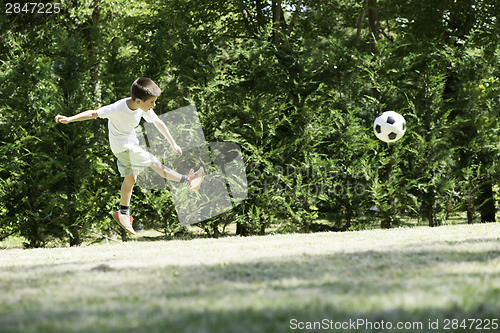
top-left (1, 224), bottom-right (499, 333)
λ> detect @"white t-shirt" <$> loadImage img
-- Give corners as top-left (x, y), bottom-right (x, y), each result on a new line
top-left (97, 98), bottom-right (160, 154)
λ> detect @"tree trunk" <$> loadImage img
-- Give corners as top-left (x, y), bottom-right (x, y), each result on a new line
top-left (380, 216), bottom-right (391, 229)
top-left (354, 4), bottom-right (366, 48)
top-left (236, 222), bottom-right (250, 236)
top-left (422, 186), bottom-right (439, 227)
top-left (479, 179), bottom-right (496, 222)
top-left (120, 228), bottom-right (128, 242)
top-left (271, 0), bottom-right (284, 48)
top-left (467, 208), bottom-right (474, 224)
top-left (69, 225), bottom-right (81, 246)
top-left (367, 0), bottom-right (379, 52)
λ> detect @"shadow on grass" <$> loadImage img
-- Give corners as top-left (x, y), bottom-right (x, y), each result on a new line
top-left (1, 238), bottom-right (499, 333)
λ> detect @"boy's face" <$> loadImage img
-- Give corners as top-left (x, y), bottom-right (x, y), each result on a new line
top-left (137, 96), bottom-right (158, 111)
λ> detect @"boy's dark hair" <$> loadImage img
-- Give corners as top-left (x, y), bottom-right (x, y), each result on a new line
top-left (131, 77), bottom-right (161, 101)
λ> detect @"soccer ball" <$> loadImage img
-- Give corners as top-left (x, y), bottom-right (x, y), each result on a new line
top-left (373, 111), bottom-right (406, 143)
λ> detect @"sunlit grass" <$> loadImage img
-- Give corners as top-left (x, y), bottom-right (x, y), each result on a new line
top-left (1, 223), bottom-right (499, 332)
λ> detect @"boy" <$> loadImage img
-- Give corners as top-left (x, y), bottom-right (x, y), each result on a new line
top-left (54, 77), bottom-right (204, 235)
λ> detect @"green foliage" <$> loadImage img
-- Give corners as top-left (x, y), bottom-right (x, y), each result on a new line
top-left (1, 0), bottom-right (500, 246)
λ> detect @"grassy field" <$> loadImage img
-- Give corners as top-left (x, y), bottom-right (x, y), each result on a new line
top-left (1, 223), bottom-right (499, 333)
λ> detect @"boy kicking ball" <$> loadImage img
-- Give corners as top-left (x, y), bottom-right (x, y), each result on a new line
top-left (54, 77), bottom-right (204, 235)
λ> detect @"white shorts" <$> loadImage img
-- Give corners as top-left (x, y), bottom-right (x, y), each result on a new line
top-left (114, 146), bottom-right (158, 177)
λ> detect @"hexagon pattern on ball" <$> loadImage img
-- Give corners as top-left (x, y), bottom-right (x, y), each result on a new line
top-left (373, 111), bottom-right (406, 143)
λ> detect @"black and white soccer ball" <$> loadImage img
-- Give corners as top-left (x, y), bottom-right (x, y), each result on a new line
top-left (373, 111), bottom-right (406, 143)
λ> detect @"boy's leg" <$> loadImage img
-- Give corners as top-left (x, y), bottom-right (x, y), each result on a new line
top-left (113, 173), bottom-right (137, 235)
top-left (149, 159), bottom-right (204, 190)
top-left (124, 147), bottom-right (195, 186)
top-left (121, 173), bottom-right (137, 207)
top-left (150, 159), bottom-right (183, 182)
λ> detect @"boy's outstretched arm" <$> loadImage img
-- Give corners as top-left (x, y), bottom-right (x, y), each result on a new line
top-left (54, 110), bottom-right (98, 124)
top-left (153, 119), bottom-right (182, 157)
